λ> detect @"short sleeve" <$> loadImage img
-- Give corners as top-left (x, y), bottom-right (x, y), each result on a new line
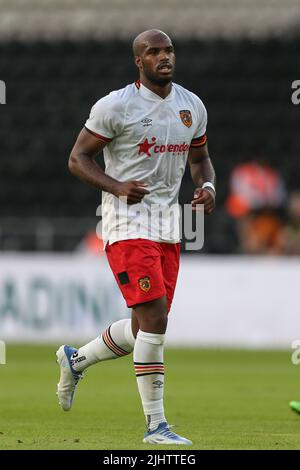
top-left (190, 97), bottom-right (208, 148)
top-left (85, 93), bottom-right (124, 143)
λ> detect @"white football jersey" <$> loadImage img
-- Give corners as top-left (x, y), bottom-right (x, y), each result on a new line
top-left (85, 81), bottom-right (207, 247)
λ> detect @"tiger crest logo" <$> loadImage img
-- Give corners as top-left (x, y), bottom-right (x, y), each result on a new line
top-left (138, 276), bottom-right (151, 292)
top-left (179, 110), bottom-right (192, 128)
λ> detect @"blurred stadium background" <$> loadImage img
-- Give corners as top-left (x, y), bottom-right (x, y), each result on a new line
top-left (1, 0), bottom-right (300, 450)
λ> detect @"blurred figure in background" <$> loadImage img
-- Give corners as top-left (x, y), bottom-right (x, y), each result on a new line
top-left (76, 230), bottom-right (104, 254)
top-left (226, 159), bottom-right (286, 254)
top-left (280, 191), bottom-right (300, 255)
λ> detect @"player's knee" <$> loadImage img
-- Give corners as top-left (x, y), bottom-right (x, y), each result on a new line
top-left (149, 312), bottom-right (168, 333)
top-left (158, 314), bottom-right (168, 332)
top-left (134, 296), bottom-right (168, 333)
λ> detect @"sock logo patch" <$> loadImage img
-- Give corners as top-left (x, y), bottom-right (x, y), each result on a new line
top-left (152, 379), bottom-right (164, 388)
top-left (138, 276), bottom-right (151, 292)
top-left (147, 415), bottom-right (151, 432)
top-left (134, 362), bottom-right (164, 377)
top-left (70, 355), bottom-right (86, 366)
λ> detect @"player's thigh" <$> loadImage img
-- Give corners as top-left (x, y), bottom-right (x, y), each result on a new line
top-left (131, 309), bottom-right (139, 338)
top-left (105, 238), bottom-right (166, 309)
top-left (161, 243), bottom-right (181, 312)
top-left (133, 296), bottom-right (168, 334)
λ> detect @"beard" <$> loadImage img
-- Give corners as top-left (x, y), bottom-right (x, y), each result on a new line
top-left (142, 64), bottom-right (174, 86)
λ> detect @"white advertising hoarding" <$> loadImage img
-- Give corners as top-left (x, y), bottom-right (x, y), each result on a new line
top-left (0, 254), bottom-right (299, 348)
top-left (0, 254), bottom-right (128, 342)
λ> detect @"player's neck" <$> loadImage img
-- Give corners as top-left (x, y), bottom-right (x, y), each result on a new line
top-left (140, 78), bottom-right (172, 99)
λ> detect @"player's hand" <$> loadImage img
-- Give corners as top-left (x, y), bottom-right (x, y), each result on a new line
top-left (191, 187), bottom-right (215, 214)
top-left (113, 180), bottom-right (150, 205)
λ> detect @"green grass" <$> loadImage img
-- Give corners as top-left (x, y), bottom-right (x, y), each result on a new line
top-left (1, 345), bottom-right (300, 449)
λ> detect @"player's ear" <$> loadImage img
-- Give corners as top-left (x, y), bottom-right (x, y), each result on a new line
top-left (135, 56), bottom-right (142, 70)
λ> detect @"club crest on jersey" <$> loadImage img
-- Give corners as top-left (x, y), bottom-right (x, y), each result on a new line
top-left (179, 110), bottom-right (192, 128)
top-left (138, 276), bottom-right (151, 292)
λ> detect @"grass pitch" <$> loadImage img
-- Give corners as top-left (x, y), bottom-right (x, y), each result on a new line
top-left (0, 345), bottom-right (300, 450)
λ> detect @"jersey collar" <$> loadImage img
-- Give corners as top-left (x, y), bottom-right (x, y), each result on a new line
top-left (137, 81), bottom-right (175, 102)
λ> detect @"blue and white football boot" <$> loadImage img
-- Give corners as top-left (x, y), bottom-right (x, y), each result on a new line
top-left (143, 422), bottom-right (192, 445)
top-left (56, 345), bottom-right (83, 411)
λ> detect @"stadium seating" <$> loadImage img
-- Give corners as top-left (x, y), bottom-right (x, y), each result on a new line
top-left (0, 0), bottom-right (298, 40)
top-left (0, 39), bottom-right (298, 251)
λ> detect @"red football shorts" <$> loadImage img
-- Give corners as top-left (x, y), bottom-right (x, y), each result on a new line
top-left (105, 238), bottom-right (180, 312)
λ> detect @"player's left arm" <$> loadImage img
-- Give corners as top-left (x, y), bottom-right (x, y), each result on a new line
top-left (188, 142), bottom-right (216, 214)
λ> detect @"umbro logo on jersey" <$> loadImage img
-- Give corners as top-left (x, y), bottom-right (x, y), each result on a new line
top-left (141, 118), bottom-right (152, 127)
top-left (138, 137), bottom-right (190, 157)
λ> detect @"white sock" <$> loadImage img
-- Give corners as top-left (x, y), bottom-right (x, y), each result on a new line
top-left (72, 318), bottom-right (135, 372)
top-left (133, 330), bottom-right (166, 432)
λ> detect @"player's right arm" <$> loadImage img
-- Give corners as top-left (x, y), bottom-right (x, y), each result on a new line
top-left (69, 127), bottom-right (149, 205)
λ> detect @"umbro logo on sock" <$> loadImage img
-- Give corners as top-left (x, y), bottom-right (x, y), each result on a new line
top-left (152, 379), bottom-right (164, 389)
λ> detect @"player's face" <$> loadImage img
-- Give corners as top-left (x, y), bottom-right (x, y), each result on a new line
top-left (138, 39), bottom-right (175, 85)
